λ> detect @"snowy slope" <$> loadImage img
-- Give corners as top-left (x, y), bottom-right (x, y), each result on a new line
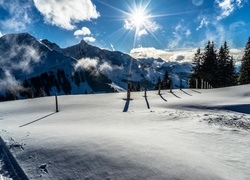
top-left (0, 85), bottom-right (250, 179)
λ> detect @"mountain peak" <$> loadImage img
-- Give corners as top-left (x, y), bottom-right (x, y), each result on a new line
top-left (0, 32), bottom-right (39, 47)
top-left (80, 39), bottom-right (87, 44)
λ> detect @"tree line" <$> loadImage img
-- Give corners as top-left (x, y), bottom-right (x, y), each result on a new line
top-left (189, 37), bottom-right (250, 88)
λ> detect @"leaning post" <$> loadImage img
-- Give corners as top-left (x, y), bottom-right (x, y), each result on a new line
top-left (127, 82), bottom-right (131, 100)
top-left (180, 78), bottom-right (182, 90)
top-left (158, 82), bottom-right (161, 95)
top-left (55, 94), bottom-right (59, 113)
top-left (144, 81), bottom-right (147, 97)
top-left (170, 79), bottom-right (173, 93)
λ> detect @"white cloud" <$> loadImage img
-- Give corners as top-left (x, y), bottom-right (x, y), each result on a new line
top-left (138, 29), bottom-right (148, 37)
top-left (130, 47), bottom-right (196, 63)
top-left (74, 27), bottom-right (91, 36)
top-left (229, 21), bottom-right (246, 30)
top-left (215, 0), bottom-right (245, 20)
top-left (0, 0), bottom-right (33, 32)
top-left (33, 0), bottom-right (100, 30)
top-left (145, 20), bottom-right (161, 33)
top-left (99, 62), bottom-right (113, 74)
top-left (185, 30), bottom-right (191, 36)
top-left (0, 31), bottom-right (3, 37)
top-left (130, 47), bottom-right (169, 59)
top-left (168, 22), bottom-right (192, 49)
top-left (0, 70), bottom-right (23, 93)
top-left (200, 20), bottom-right (246, 49)
top-left (230, 48), bottom-right (244, 66)
top-left (0, 45), bottom-right (41, 74)
top-left (75, 58), bottom-right (98, 70)
top-left (0, 44), bottom-right (42, 93)
top-left (168, 33), bottom-right (182, 49)
top-left (124, 20), bottom-right (133, 30)
top-left (74, 58), bottom-right (117, 77)
top-left (83, 37), bottom-right (96, 43)
top-left (130, 46), bottom-right (244, 65)
top-left (124, 17), bottom-right (160, 36)
top-left (110, 44), bottom-right (115, 51)
top-left (196, 17), bottom-right (209, 30)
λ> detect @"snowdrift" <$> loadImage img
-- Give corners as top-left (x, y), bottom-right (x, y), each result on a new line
top-left (0, 85), bottom-right (250, 179)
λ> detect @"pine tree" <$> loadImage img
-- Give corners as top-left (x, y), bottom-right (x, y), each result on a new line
top-left (217, 44), bottom-right (228, 87)
top-left (227, 56), bottom-right (237, 86)
top-left (200, 41), bottom-right (218, 87)
top-left (189, 48), bottom-right (202, 88)
top-left (239, 37), bottom-right (250, 84)
top-left (222, 41), bottom-right (236, 87)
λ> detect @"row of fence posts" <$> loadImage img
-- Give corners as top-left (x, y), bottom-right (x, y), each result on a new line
top-left (125, 77), bottom-right (213, 98)
top-left (53, 77), bottom-right (213, 112)
top-left (158, 78), bottom-right (180, 95)
top-left (126, 80), bottom-right (148, 100)
top-left (188, 78), bottom-right (213, 89)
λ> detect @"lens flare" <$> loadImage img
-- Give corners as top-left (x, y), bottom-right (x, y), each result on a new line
top-left (192, 0), bottom-right (204, 6)
top-left (131, 10), bottom-right (147, 29)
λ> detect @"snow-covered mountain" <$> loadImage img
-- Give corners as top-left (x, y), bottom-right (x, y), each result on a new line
top-left (0, 33), bottom-right (192, 101)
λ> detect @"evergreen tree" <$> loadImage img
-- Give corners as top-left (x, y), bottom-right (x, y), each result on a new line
top-left (189, 48), bottom-right (202, 88)
top-left (190, 41), bottom-right (237, 88)
top-left (227, 56), bottom-right (238, 86)
top-left (239, 37), bottom-right (250, 84)
top-left (200, 41), bottom-right (218, 87)
top-left (222, 41), bottom-right (236, 86)
top-left (217, 45), bottom-right (227, 87)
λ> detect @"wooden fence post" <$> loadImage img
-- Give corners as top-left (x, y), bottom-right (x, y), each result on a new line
top-left (144, 81), bottom-right (147, 97)
top-left (127, 83), bottom-right (131, 100)
top-left (170, 80), bottom-right (173, 93)
top-left (55, 94), bottom-right (59, 112)
top-left (180, 78), bottom-right (182, 90)
top-left (158, 82), bottom-right (161, 95)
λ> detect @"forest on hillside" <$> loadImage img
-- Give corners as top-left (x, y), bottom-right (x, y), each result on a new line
top-left (189, 37), bottom-right (250, 88)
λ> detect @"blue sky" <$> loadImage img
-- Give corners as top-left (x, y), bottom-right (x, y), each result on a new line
top-left (0, 0), bottom-right (249, 58)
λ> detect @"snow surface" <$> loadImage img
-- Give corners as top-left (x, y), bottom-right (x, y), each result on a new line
top-left (1, 85), bottom-right (250, 179)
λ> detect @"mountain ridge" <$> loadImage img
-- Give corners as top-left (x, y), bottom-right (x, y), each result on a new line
top-left (0, 33), bottom-right (192, 101)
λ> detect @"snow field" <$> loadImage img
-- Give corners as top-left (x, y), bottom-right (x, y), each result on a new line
top-left (0, 85), bottom-right (250, 179)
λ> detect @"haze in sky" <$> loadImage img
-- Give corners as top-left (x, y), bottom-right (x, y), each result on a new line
top-left (0, 0), bottom-right (249, 60)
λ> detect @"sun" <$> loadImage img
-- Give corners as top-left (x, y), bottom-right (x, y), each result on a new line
top-left (130, 10), bottom-right (147, 29)
top-left (124, 1), bottom-right (151, 33)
